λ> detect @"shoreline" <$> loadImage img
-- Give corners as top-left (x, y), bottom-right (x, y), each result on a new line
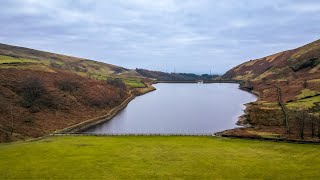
top-left (46, 81), bottom-right (319, 143)
top-left (54, 85), bottom-right (156, 134)
top-left (217, 82), bottom-right (320, 143)
top-left (56, 81), bottom-right (257, 135)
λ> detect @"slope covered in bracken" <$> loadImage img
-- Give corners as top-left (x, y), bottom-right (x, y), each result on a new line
top-left (0, 43), bottom-right (150, 142)
top-left (223, 39), bottom-right (320, 103)
top-left (223, 39), bottom-right (320, 81)
top-left (221, 39), bottom-right (320, 141)
top-left (0, 43), bottom-right (142, 79)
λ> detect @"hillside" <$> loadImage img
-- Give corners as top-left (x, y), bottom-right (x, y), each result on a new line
top-left (0, 43), bottom-right (146, 87)
top-left (221, 39), bottom-right (320, 141)
top-left (222, 39), bottom-right (320, 103)
top-left (0, 43), bottom-right (151, 142)
top-left (223, 39), bottom-right (320, 81)
top-left (136, 68), bottom-right (219, 81)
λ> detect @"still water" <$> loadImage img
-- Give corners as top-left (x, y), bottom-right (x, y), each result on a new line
top-left (85, 83), bottom-right (257, 134)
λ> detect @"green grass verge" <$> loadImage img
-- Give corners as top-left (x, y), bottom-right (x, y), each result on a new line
top-left (0, 136), bottom-right (319, 179)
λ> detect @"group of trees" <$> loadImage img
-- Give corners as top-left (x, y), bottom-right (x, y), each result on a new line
top-left (289, 110), bottom-right (320, 139)
top-left (106, 78), bottom-right (126, 90)
top-left (135, 68), bottom-right (219, 81)
top-left (18, 75), bottom-right (129, 109)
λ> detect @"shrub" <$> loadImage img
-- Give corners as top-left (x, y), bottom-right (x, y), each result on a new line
top-left (106, 78), bottom-right (126, 90)
top-left (50, 62), bottom-right (62, 69)
top-left (57, 79), bottom-right (79, 94)
top-left (24, 115), bottom-right (35, 123)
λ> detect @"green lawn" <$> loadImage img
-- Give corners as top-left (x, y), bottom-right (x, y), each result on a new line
top-left (0, 136), bottom-right (319, 179)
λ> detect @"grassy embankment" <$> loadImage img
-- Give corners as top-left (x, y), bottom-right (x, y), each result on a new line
top-left (0, 136), bottom-right (319, 179)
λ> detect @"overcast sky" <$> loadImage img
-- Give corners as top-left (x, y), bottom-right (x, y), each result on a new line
top-left (1, 0), bottom-right (320, 74)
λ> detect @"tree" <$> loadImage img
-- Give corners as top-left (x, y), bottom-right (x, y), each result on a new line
top-left (291, 110), bottom-right (306, 139)
top-left (311, 115), bottom-right (316, 137)
top-left (303, 79), bottom-right (308, 88)
top-left (10, 106), bottom-right (14, 135)
top-left (286, 80), bottom-right (290, 86)
top-left (299, 112), bottom-right (305, 139)
top-left (318, 115), bottom-right (320, 139)
top-left (20, 76), bottom-right (45, 108)
top-left (106, 78), bottom-right (126, 90)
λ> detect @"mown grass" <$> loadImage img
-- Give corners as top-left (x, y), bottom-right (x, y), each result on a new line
top-left (0, 136), bottom-right (319, 179)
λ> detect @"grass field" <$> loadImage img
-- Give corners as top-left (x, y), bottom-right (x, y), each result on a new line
top-left (0, 136), bottom-right (319, 179)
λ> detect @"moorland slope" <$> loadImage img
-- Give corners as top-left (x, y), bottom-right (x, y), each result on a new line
top-left (222, 39), bottom-right (320, 141)
top-left (0, 43), bottom-right (150, 142)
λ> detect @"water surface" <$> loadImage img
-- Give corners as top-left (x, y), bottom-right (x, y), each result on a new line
top-left (86, 83), bottom-right (257, 134)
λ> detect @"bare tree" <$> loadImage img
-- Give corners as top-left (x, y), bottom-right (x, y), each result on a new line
top-left (286, 80), bottom-right (290, 86)
top-left (318, 116), bottom-right (320, 139)
top-left (10, 106), bottom-right (14, 135)
top-left (293, 110), bottom-right (307, 139)
top-left (299, 113), bottom-right (305, 139)
top-left (275, 85), bottom-right (290, 133)
top-left (303, 79), bottom-right (308, 88)
top-left (311, 115), bottom-right (315, 137)
top-left (21, 76), bottom-right (45, 108)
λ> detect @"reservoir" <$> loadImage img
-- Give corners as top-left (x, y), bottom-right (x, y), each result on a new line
top-left (85, 83), bottom-right (257, 134)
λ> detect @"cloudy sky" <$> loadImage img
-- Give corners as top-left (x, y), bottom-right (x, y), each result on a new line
top-left (1, 0), bottom-right (320, 74)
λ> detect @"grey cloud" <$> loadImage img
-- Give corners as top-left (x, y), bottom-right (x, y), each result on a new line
top-left (0, 0), bottom-right (319, 74)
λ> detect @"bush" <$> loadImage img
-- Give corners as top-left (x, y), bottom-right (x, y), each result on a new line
top-left (24, 115), bottom-right (35, 123)
top-left (57, 79), bottom-right (79, 94)
top-left (50, 62), bottom-right (62, 69)
top-left (106, 78), bottom-right (126, 90)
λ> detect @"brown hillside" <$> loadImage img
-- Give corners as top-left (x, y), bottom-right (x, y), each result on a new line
top-left (221, 39), bottom-right (320, 141)
top-left (0, 43), bottom-right (153, 143)
top-left (223, 39), bottom-right (320, 103)
top-left (0, 43), bottom-right (142, 79)
top-left (0, 68), bottom-right (129, 142)
top-left (223, 39), bottom-right (320, 81)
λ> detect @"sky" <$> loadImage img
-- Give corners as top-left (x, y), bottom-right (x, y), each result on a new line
top-left (0, 0), bottom-right (320, 74)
